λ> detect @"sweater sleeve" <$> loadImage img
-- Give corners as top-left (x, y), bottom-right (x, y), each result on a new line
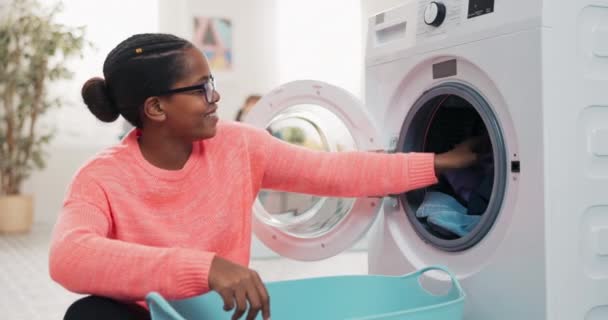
top-left (244, 126), bottom-right (438, 197)
top-left (49, 173), bottom-right (215, 301)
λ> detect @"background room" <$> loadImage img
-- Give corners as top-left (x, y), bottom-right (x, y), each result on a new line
top-left (0, 0), bottom-right (377, 318)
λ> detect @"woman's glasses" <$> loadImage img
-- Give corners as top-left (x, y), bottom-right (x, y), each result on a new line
top-left (158, 75), bottom-right (216, 104)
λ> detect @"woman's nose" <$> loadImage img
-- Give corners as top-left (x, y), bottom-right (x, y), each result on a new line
top-left (212, 90), bottom-right (221, 103)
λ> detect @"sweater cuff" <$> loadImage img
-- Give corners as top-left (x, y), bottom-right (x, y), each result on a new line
top-left (405, 153), bottom-right (438, 191)
top-left (170, 249), bottom-right (216, 298)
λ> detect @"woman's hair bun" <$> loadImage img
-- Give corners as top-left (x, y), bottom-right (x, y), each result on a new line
top-left (81, 77), bottom-right (120, 122)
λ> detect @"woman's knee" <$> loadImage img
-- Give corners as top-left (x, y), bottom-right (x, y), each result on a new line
top-left (64, 295), bottom-right (149, 320)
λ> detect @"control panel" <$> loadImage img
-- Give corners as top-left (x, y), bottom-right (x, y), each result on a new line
top-left (367, 0), bottom-right (505, 64)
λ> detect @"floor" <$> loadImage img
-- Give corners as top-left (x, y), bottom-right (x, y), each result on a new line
top-left (0, 223), bottom-right (367, 319)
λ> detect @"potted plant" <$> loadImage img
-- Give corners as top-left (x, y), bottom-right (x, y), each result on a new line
top-left (0, 0), bottom-right (87, 233)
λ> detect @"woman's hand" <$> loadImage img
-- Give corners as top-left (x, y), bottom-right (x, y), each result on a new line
top-left (434, 137), bottom-right (487, 174)
top-left (208, 256), bottom-right (270, 320)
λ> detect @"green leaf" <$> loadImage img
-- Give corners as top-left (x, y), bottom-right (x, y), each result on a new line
top-left (31, 149), bottom-right (45, 169)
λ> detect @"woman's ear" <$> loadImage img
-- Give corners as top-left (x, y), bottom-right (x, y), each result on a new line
top-left (143, 96), bottom-right (166, 123)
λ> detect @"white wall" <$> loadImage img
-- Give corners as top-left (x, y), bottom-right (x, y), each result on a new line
top-left (24, 0), bottom-right (160, 224)
top-left (277, 0), bottom-right (363, 98)
top-left (158, 0), bottom-right (279, 122)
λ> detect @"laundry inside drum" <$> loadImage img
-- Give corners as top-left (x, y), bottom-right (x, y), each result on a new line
top-left (413, 97), bottom-right (494, 240)
top-left (398, 85), bottom-right (507, 252)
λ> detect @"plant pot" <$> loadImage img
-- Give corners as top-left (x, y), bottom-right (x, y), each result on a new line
top-left (0, 195), bottom-right (34, 233)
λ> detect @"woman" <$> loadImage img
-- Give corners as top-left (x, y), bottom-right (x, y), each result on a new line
top-left (49, 33), bottom-right (480, 320)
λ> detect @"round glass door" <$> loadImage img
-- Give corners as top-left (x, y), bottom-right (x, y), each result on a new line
top-left (257, 104), bottom-right (358, 238)
top-left (246, 80), bottom-right (381, 261)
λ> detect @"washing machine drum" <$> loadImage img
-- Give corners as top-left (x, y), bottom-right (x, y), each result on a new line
top-left (398, 83), bottom-right (508, 252)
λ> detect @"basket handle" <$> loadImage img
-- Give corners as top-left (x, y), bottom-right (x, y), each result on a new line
top-left (415, 265), bottom-right (464, 296)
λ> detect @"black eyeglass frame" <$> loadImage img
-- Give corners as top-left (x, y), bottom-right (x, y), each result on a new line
top-left (157, 75), bottom-right (216, 104)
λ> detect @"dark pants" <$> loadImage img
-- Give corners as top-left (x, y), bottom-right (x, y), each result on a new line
top-left (64, 296), bottom-right (151, 320)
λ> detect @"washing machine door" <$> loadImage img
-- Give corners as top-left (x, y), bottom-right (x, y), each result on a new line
top-left (245, 80), bottom-right (383, 261)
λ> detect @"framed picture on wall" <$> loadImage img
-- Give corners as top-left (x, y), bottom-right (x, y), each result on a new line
top-left (192, 17), bottom-right (233, 71)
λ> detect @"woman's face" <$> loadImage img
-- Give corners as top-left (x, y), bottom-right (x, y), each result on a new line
top-left (158, 47), bottom-right (221, 141)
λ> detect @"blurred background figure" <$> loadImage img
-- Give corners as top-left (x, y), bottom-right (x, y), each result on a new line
top-left (235, 94), bottom-right (262, 122)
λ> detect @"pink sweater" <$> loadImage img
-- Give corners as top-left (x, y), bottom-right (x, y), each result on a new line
top-left (49, 122), bottom-right (437, 304)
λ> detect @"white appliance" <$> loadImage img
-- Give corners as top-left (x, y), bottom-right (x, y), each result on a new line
top-left (246, 0), bottom-right (608, 319)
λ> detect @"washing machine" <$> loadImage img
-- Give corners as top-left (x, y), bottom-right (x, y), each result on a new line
top-left (245, 0), bottom-right (608, 319)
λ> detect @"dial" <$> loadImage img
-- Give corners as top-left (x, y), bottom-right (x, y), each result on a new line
top-left (424, 2), bottom-right (447, 27)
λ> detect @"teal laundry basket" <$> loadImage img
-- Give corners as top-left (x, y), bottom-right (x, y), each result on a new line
top-left (146, 265), bottom-right (465, 320)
